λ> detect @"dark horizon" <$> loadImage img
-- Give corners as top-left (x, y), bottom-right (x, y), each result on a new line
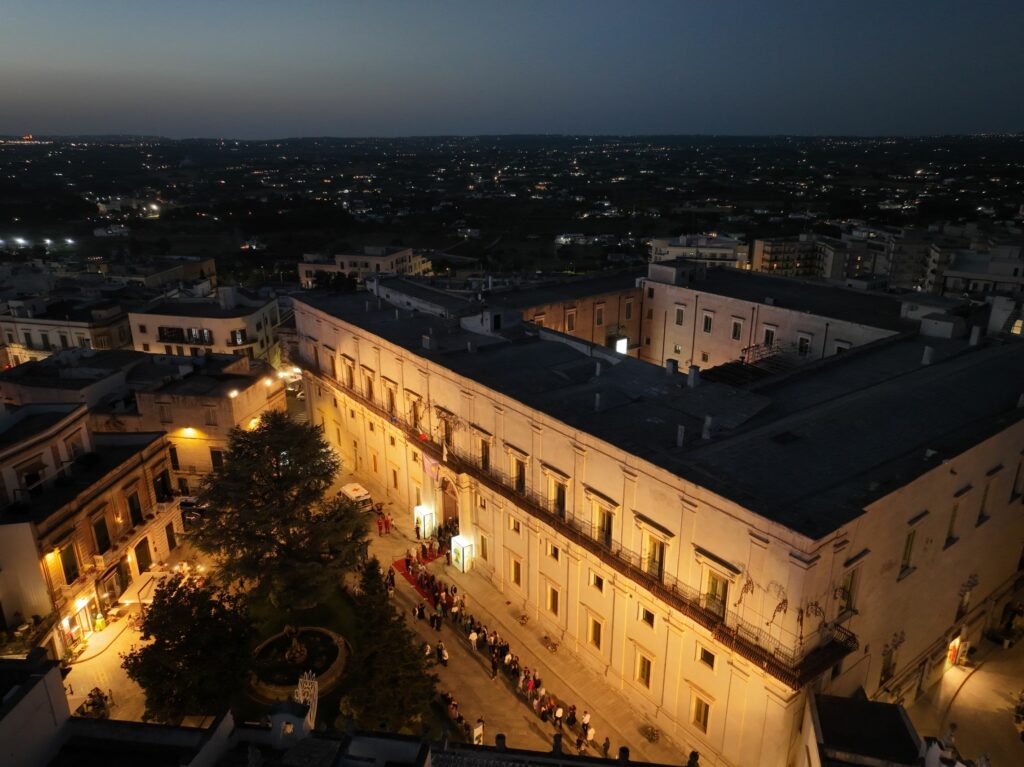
top-left (3, 1), bottom-right (1022, 139)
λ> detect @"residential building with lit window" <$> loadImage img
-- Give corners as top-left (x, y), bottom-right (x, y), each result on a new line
top-left (0, 403), bottom-right (182, 659)
top-left (636, 260), bottom-right (955, 372)
top-left (0, 349), bottom-right (286, 496)
top-left (128, 287), bottom-right (282, 364)
top-left (299, 246), bottom-right (431, 287)
top-left (293, 290), bottom-right (1024, 766)
top-left (749, 236), bottom-right (820, 276)
top-left (0, 297), bottom-right (131, 368)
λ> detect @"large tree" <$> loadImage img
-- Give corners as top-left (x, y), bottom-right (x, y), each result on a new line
top-left (340, 558), bottom-right (438, 732)
top-left (193, 410), bottom-right (368, 608)
top-left (121, 574), bottom-right (253, 723)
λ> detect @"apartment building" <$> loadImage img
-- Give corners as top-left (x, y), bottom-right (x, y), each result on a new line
top-left (129, 287), bottom-right (281, 364)
top-left (648, 234), bottom-right (745, 267)
top-left (0, 349), bottom-right (286, 496)
top-left (292, 291), bottom-right (1024, 766)
top-left (299, 246), bottom-right (431, 287)
top-left (0, 297), bottom-right (131, 368)
top-left (636, 261), bottom-right (912, 370)
top-left (0, 404), bottom-right (183, 658)
top-left (749, 236), bottom-right (819, 276)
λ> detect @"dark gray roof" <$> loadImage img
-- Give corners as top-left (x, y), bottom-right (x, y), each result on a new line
top-left (486, 271), bottom-right (641, 310)
top-left (814, 694), bottom-right (920, 766)
top-left (299, 293), bottom-right (1024, 540)
top-left (654, 264), bottom-right (910, 331)
top-left (135, 298), bottom-right (273, 319)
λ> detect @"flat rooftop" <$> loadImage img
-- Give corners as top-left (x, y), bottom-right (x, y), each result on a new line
top-left (0, 404), bottom-right (81, 448)
top-left (300, 292), bottom-right (1024, 539)
top-left (486, 271), bottom-right (642, 309)
top-left (0, 433), bottom-right (164, 526)
top-left (649, 263), bottom-right (911, 331)
top-left (133, 298), bottom-right (272, 319)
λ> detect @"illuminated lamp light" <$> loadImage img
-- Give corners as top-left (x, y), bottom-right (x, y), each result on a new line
top-left (228, 389), bottom-right (239, 398)
top-left (291, 367), bottom-right (301, 374)
top-left (614, 337), bottom-right (628, 354)
top-left (61, 617), bottom-right (71, 628)
top-left (183, 427), bottom-right (196, 436)
top-left (263, 378), bottom-right (273, 387)
top-left (248, 418), bottom-right (259, 430)
top-left (75, 597), bottom-right (88, 611)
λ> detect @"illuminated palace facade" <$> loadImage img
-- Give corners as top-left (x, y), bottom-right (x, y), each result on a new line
top-left (294, 293), bottom-right (1024, 767)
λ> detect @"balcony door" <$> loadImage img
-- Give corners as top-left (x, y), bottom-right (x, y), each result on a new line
top-left (134, 538), bottom-right (153, 574)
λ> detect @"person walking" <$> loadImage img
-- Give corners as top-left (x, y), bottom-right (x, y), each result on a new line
top-left (490, 653), bottom-right (499, 679)
top-left (441, 644), bottom-right (449, 667)
top-left (602, 738), bottom-right (611, 758)
top-left (554, 705), bottom-right (564, 729)
top-left (566, 704), bottom-right (577, 728)
top-left (581, 710), bottom-right (591, 736)
top-left (376, 515), bottom-right (384, 536)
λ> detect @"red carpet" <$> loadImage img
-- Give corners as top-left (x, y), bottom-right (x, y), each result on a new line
top-left (392, 554), bottom-right (442, 604)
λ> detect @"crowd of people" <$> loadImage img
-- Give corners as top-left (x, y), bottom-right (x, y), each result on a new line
top-left (405, 563), bottom-right (612, 757)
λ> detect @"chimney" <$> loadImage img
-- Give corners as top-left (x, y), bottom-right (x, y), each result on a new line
top-left (618, 747), bottom-right (630, 763)
top-left (551, 733), bottom-right (562, 755)
top-left (969, 325), bottom-right (981, 346)
top-left (421, 335), bottom-right (435, 351)
top-left (594, 391), bottom-right (602, 412)
top-left (687, 365), bottom-right (700, 388)
top-left (676, 424), bottom-right (685, 448)
top-left (495, 734), bottom-right (507, 752)
top-left (595, 361), bottom-right (602, 377)
top-left (764, 296), bottom-right (775, 306)
top-left (921, 345), bottom-right (934, 365)
top-left (666, 359), bottom-right (678, 376)
top-left (702, 414), bottom-right (713, 440)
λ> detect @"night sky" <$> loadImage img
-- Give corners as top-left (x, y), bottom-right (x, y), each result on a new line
top-left (2, 0), bottom-right (1022, 138)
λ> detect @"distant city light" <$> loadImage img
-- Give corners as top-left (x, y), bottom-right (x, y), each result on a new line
top-left (65, 238), bottom-right (75, 245)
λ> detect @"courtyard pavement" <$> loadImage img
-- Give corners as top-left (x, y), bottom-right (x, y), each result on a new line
top-left (907, 636), bottom-right (1024, 767)
top-left (354, 470), bottom-right (688, 764)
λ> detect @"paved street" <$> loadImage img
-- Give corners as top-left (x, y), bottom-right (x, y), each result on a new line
top-left (356, 472), bottom-right (687, 764)
top-left (908, 636), bottom-right (1024, 767)
top-left (65, 617), bottom-right (147, 721)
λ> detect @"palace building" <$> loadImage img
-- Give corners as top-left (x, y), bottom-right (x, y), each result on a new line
top-left (293, 292), bottom-right (1024, 766)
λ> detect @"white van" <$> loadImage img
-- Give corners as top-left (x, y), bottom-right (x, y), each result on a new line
top-left (340, 483), bottom-right (375, 513)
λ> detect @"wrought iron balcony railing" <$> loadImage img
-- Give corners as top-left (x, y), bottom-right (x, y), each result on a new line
top-left (300, 356), bottom-right (857, 688)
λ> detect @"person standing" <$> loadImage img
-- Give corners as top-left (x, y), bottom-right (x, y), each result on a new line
top-left (376, 515), bottom-right (384, 536)
top-left (383, 514), bottom-right (392, 534)
top-left (566, 704), bottom-right (577, 728)
top-left (415, 521), bottom-right (421, 540)
top-left (490, 653), bottom-right (499, 679)
top-left (602, 737), bottom-right (611, 758)
top-left (554, 705), bottom-right (564, 729)
top-left (581, 710), bottom-right (591, 736)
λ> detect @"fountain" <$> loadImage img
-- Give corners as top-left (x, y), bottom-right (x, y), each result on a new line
top-left (250, 626), bottom-right (347, 701)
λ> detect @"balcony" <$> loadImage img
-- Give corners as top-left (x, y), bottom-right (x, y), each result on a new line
top-left (300, 356), bottom-right (858, 689)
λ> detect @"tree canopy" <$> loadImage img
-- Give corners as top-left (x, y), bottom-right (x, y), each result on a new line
top-left (121, 574), bottom-right (253, 723)
top-left (340, 558), bottom-right (437, 732)
top-left (193, 410), bottom-right (368, 608)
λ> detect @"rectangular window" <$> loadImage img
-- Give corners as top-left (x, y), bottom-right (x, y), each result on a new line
top-left (645, 308), bottom-right (653, 320)
top-left (702, 313), bottom-right (713, 333)
top-left (675, 307), bottom-right (684, 326)
top-left (900, 530), bottom-right (915, 575)
top-left (158, 404), bottom-right (172, 423)
top-left (60, 542), bottom-right (79, 584)
top-left (391, 468), bottom-right (399, 489)
top-left (706, 571), bottom-right (729, 618)
top-left (594, 503), bottom-right (613, 548)
top-left (643, 534), bottom-right (666, 580)
top-left (508, 516), bottom-right (521, 534)
top-left (365, 374), bottom-right (374, 402)
top-left (838, 569), bottom-right (858, 614)
top-left (387, 387), bottom-right (396, 415)
top-left (636, 654), bottom-right (652, 688)
top-left (138, 324), bottom-right (148, 334)
top-left (699, 647), bottom-right (716, 669)
top-left (127, 492), bottom-right (144, 527)
top-left (550, 478), bottom-right (567, 516)
top-left (673, 343), bottom-right (681, 354)
top-left (731, 319), bottom-right (742, 341)
top-left (945, 503), bottom-right (959, 547)
top-left (880, 649), bottom-right (897, 684)
top-left (647, 287), bottom-right (654, 299)
top-left (624, 300), bottom-right (633, 320)
top-left (169, 446), bottom-right (180, 471)
top-left (834, 340), bottom-right (851, 354)
top-left (640, 607), bottom-right (655, 627)
top-left (511, 558), bottom-right (522, 586)
top-left (798, 334), bottom-right (812, 356)
top-left (977, 483), bottom-right (990, 525)
top-left (210, 449), bottom-right (224, 470)
top-left (93, 517), bottom-right (111, 554)
top-left (566, 310), bottom-right (577, 332)
top-left (512, 456), bottom-right (526, 493)
top-left (588, 617), bottom-right (603, 649)
top-left (479, 535), bottom-right (489, 561)
top-left (480, 439), bottom-right (490, 472)
top-left (763, 326), bottom-right (776, 346)
top-left (165, 522), bottom-right (178, 551)
top-left (204, 407), bottom-right (218, 426)
top-left (547, 542), bottom-right (560, 561)
top-left (692, 695), bottom-right (710, 733)
top-left (595, 306), bottom-right (604, 326)
top-left (590, 571), bottom-right (604, 592)
top-left (547, 585), bottom-right (560, 616)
